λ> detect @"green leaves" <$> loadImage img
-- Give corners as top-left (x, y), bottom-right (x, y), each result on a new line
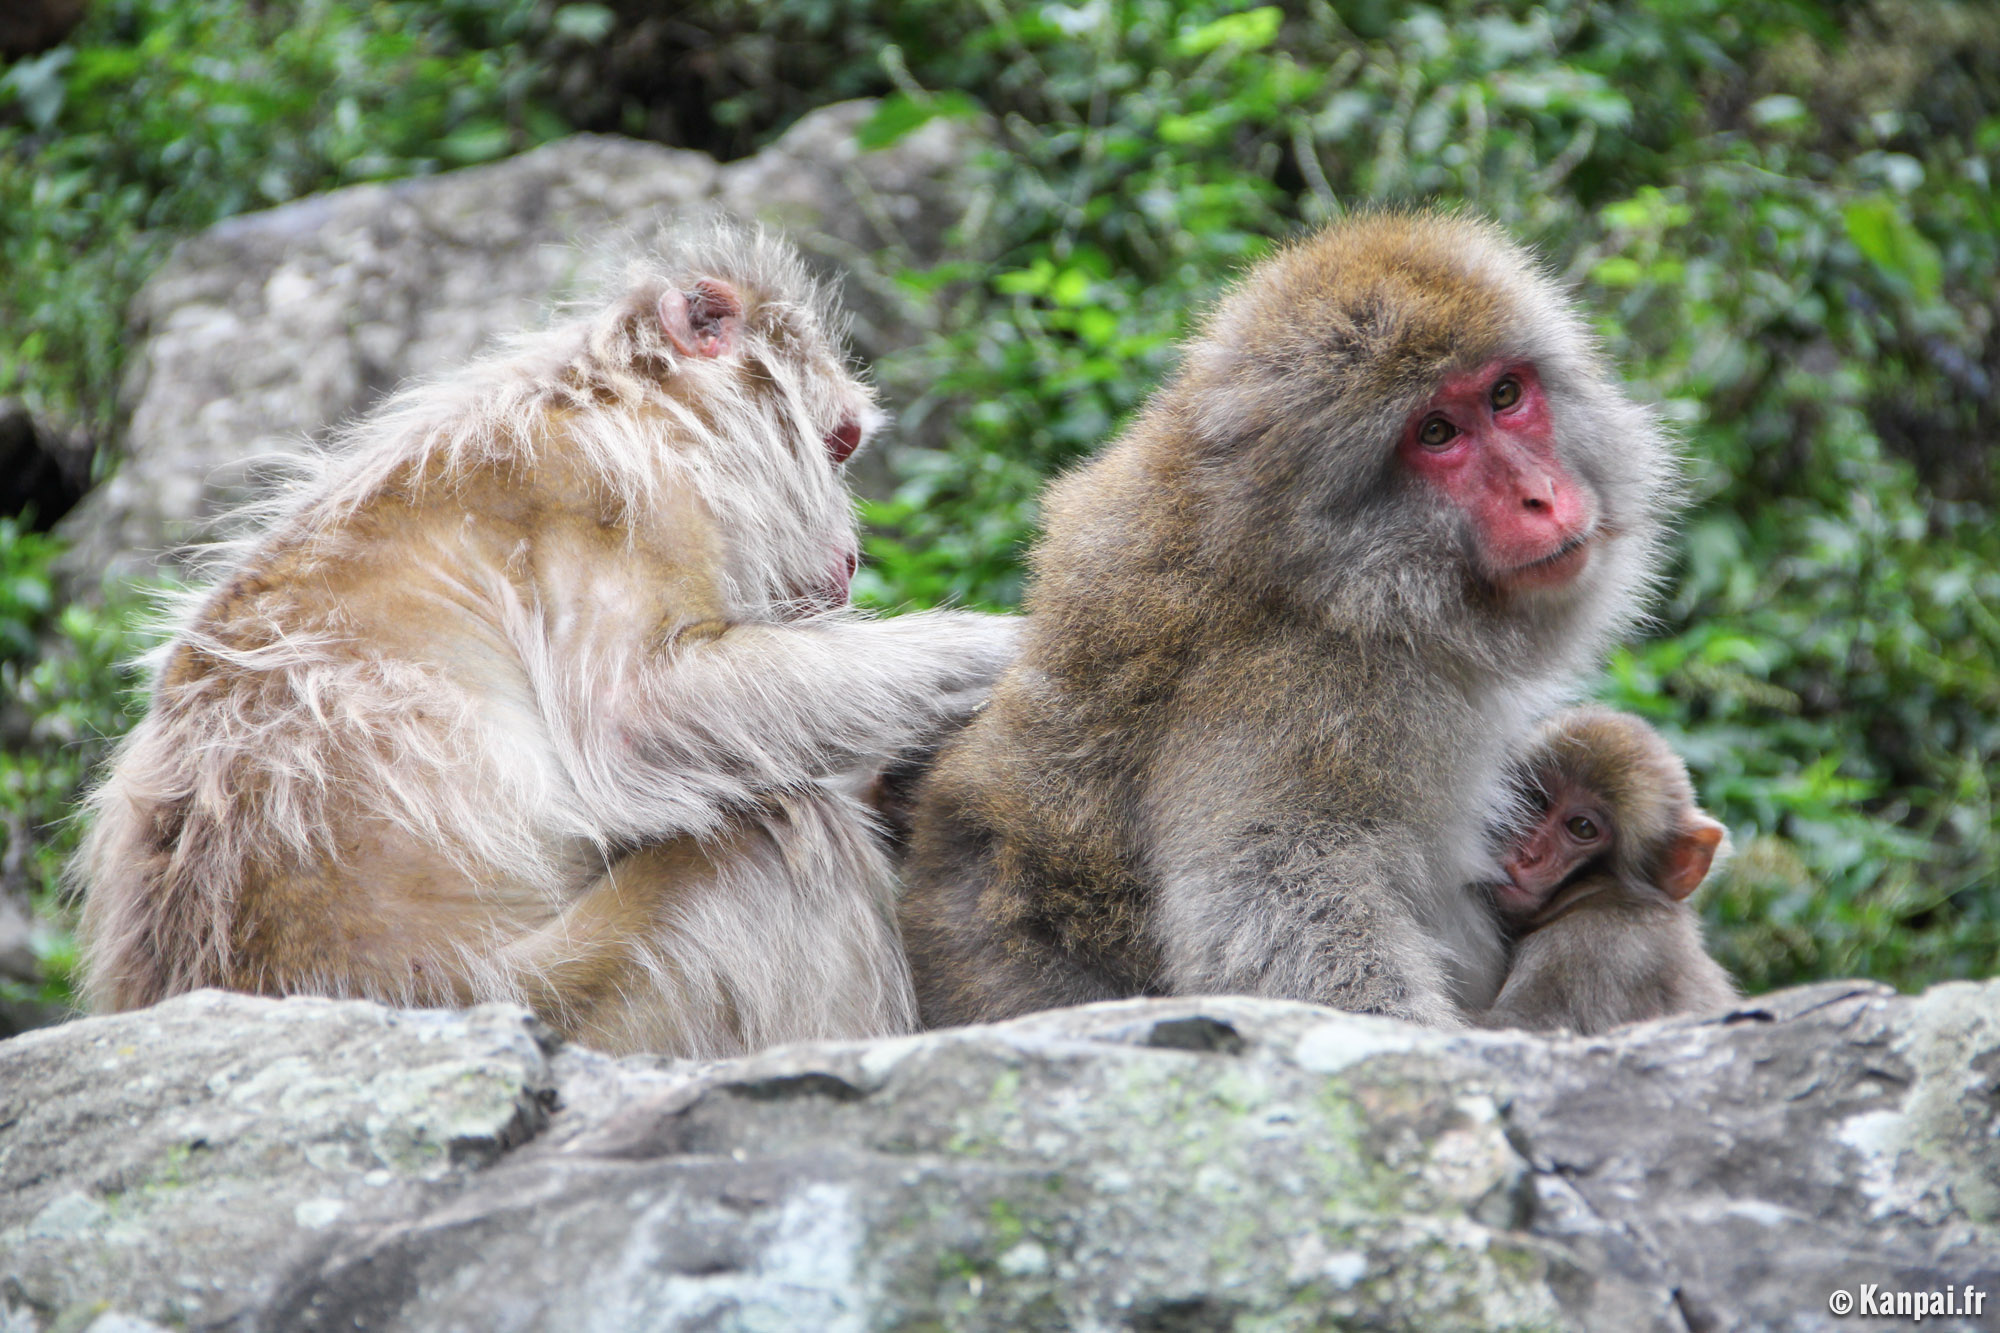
top-left (550, 4), bottom-right (615, 44)
top-left (1842, 195), bottom-right (1944, 303)
top-left (855, 90), bottom-right (983, 151)
top-left (0, 49), bottom-right (74, 131)
top-left (1173, 7), bottom-right (1281, 58)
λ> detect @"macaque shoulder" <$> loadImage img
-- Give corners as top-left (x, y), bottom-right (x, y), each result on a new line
top-left (276, 448), bottom-right (724, 664)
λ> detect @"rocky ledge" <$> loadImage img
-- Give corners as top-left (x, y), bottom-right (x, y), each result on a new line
top-left (3, 982), bottom-right (1997, 1332)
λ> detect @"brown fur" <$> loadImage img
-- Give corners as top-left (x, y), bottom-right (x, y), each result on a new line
top-left (901, 212), bottom-right (1681, 1027)
top-left (77, 227), bottom-right (1017, 1057)
top-left (1482, 707), bottom-right (1741, 1034)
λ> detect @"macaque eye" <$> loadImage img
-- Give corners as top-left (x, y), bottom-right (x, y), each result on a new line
top-left (826, 418), bottom-right (862, 466)
top-left (1490, 376), bottom-right (1522, 411)
top-left (1565, 814), bottom-right (1600, 841)
top-left (1418, 416), bottom-right (1459, 449)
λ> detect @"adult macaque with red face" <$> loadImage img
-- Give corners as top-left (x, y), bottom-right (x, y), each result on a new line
top-left (1481, 707), bottom-right (1738, 1034)
top-left (901, 211), bottom-right (1681, 1027)
top-left (77, 227), bottom-right (1016, 1058)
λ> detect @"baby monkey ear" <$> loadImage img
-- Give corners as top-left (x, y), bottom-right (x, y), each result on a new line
top-left (659, 278), bottom-right (743, 359)
top-left (1659, 816), bottom-right (1728, 901)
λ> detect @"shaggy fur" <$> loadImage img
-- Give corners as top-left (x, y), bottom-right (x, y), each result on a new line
top-left (1482, 707), bottom-right (1740, 1035)
top-left (901, 211), bottom-right (1682, 1028)
top-left (76, 225), bottom-right (1016, 1057)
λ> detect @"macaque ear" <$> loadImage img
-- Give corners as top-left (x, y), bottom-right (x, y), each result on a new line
top-left (659, 278), bottom-right (743, 359)
top-left (1659, 817), bottom-right (1727, 900)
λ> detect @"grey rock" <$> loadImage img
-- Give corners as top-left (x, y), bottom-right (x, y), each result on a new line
top-left (0, 992), bottom-right (557, 1330)
top-left (4, 982), bottom-right (1999, 1331)
top-left (57, 102), bottom-right (988, 587)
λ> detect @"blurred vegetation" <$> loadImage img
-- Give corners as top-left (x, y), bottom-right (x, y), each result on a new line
top-left (2, 0), bottom-right (1997, 1018)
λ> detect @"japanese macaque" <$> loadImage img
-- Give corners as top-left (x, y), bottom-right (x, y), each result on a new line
top-left (75, 226), bottom-right (1017, 1058)
top-left (1480, 706), bottom-right (1738, 1034)
top-left (900, 210), bottom-right (1681, 1028)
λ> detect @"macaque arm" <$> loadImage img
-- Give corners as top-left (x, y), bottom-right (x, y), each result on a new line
top-left (346, 859), bottom-right (666, 1018)
top-left (1480, 893), bottom-right (1739, 1035)
top-left (591, 609), bottom-right (1018, 839)
top-left (1150, 824), bottom-right (1467, 1028)
top-left (1478, 923), bottom-right (1593, 1033)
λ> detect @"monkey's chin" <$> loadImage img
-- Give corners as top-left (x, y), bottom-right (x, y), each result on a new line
top-left (786, 550), bottom-right (858, 618)
top-left (1491, 534), bottom-right (1592, 594)
top-left (1490, 879), bottom-right (1546, 914)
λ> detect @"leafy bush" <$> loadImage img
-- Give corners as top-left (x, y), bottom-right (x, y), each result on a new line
top-left (0, 526), bottom-right (156, 1013)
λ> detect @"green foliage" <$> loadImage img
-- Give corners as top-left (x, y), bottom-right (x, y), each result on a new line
top-left (0, 524), bottom-right (159, 1012)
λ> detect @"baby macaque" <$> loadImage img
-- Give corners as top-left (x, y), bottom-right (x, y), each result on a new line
top-left (76, 225), bottom-right (1016, 1058)
top-left (1482, 706), bottom-right (1739, 1034)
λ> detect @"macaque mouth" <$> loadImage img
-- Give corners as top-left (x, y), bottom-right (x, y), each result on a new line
top-left (1495, 530), bottom-right (1594, 591)
top-left (816, 548), bottom-right (860, 610)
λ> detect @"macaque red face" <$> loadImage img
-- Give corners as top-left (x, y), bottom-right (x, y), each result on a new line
top-left (1399, 362), bottom-right (1597, 593)
top-left (1494, 772), bottom-right (1611, 918)
top-left (1495, 761), bottom-right (1727, 923)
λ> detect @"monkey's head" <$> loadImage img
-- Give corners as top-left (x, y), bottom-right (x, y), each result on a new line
top-left (590, 225), bottom-right (883, 619)
top-left (1172, 210), bottom-right (1679, 679)
top-left (1496, 706), bottom-right (1728, 920)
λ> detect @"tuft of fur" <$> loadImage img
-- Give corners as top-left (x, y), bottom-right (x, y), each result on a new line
top-left (75, 222), bottom-right (1016, 1057)
top-left (901, 209), bottom-right (1683, 1028)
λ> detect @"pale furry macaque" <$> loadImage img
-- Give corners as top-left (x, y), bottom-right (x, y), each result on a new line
top-left (1481, 706), bottom-right (1739, 1035)
top-left (901, 211), bottom-right (1681, 1028)
top-left (76, 227), bottom-right (1016, 1058)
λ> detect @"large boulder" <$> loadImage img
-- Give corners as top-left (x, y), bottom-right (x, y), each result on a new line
top-left (57, 101), bottom-right (985, 588)
top-left (4, 982), bottom-right (1997, 1331)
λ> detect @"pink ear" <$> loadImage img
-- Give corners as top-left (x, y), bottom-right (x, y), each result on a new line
top-left (658, 278), bottom-right (743, 359)
top-left (1660, 817), bottom-right (1726, 900)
